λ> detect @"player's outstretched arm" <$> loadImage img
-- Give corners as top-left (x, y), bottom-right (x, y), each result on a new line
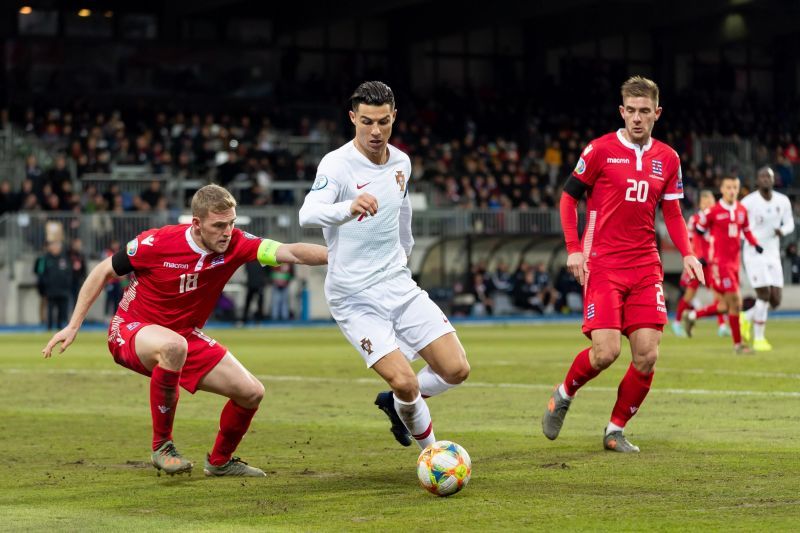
top-left (275, 243), bottom-right (328, 266)
top-left (42, 257), bottom-right (119, 358)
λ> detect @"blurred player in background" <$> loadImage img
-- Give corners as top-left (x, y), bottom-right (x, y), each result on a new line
top-left (542, 76), bottom-right (703, 453)
top-left (299, 81), bottom-right (470, 451)
top-left (739, 167), bottom-right (794, 351)
top-left (672, 190), bottom-right (729, 337)
top-left (43, 185), bottom-right (327, 477)
top-left (683, 176), bottom-right (763, 353)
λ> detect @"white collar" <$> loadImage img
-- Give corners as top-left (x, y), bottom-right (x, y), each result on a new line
top-left (616, 129), bottom-right (653, 152)
top-left (185, 225), bottom-right (208, 255)
top-left (719, 199), bottom-right (737, 212)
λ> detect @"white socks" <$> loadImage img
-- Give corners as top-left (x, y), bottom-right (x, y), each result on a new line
top-left (753, 299), bottom-right (769, 340)
top-left (558, 383), bottom-right (574, 400)
top-left (417, 365), bottom-right (456, 398)
top-left (394, 393), bottom-right (436, 449)
top-left (606, 421), bottom-right (625, 435)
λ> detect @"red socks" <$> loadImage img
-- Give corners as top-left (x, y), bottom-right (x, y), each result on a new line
top-left (150, 366), bottom-right (181, 451)
top-left (676, 299), bottom-right (691, 321)
top-left (610, 363), bottom-right (654, 427)
top-left (728, 314), bottom-right (741, 344)
top-left (563, 348), bottom-right (601, 397)
top-left (208, 400), bottom-right (258, 466)
top-left (694, 302), bottom-right (720, 318)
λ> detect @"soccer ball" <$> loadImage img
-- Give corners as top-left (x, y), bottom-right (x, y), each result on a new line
top-left (416, 440), bottom-right (471, 497)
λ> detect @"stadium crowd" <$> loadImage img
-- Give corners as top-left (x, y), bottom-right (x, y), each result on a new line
top-left (3, 89), bottom-right (800, 322)
top-left (2, 88), bottom-right (800, 217)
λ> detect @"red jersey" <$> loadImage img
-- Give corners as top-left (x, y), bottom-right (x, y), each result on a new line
top-left (687, 211), bottom-right (710, 260)
top-left (696, 201), bottom-right (758, 269)
top-left (573, 130), bottom-right (683, 268)
top-left (118, 224), bottom-right (262, 330)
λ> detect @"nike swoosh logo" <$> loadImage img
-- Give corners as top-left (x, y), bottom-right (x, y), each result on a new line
top-left (356, 182), bottom-right (370, 189)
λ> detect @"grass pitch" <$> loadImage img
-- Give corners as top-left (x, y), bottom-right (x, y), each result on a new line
top-left (1, 320), bottom-right (799, 531)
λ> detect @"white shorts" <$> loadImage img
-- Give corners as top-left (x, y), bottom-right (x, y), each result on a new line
top-left (743, 253), bottom-right (784, 288)
top-left (328, 270), bottom-right (456, 368)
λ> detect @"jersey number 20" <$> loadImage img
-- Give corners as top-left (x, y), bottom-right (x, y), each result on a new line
top-left (625, 179), bottom-right (649, 203)
top-left (179, 273), bottom-right (199, 293)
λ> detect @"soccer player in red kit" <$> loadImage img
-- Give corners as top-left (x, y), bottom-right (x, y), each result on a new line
top-left (542, 76), bottom-right (704, 452)
top-left (682, 176), bottom-right (762, 353)
top-left (672, 190), bottom-right (728, 337)
top-left (43, 185), bottom-right (327, 476)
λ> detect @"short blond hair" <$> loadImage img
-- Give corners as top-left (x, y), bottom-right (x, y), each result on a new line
top-left (621, 76), bottom-right (659, 106)
top-left (191, 184), bottom-right (236, 219)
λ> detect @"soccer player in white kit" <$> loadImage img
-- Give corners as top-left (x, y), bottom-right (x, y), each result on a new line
top-left (740, 167), bottom-right (795, 351)
top-left (299, 81), bottom-right (470, 450)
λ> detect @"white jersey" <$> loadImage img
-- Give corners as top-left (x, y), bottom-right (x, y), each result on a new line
top-left (741, 190), bottom-right (794, 260)
top-left (299, 141), bottom-right (414, 301)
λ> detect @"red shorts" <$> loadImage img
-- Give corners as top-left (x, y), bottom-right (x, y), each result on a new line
top-left (680, 264), bottom-right (711, 290)
top-left (582, 263), bottom-right (666, 338)
top-left (107, 315), bottom-right (228, 393)
top-left (711, 262), bottom-right (739, 293)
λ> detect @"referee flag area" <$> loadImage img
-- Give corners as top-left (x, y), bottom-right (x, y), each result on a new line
top-left (2, 321), bottom-right (798, 530)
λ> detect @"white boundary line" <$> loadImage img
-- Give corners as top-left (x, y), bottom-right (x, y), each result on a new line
top-left (4, 368), bottom-right (800, 398)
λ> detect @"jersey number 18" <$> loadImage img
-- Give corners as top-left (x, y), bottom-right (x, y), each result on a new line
top-left (179, 273), bottom-right (199, 293)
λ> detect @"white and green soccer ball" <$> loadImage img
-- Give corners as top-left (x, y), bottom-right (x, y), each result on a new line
top-left (416, 440), bottom-right (471, 497)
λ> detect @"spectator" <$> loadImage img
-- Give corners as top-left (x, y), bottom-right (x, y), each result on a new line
top-left (243, 260), bottom-right (268, 322)
top-left (68, 238), bottom-right (87, 312)
top-left (104, 240), bottom-right (124, 316)
top-left (788, 243), bottom-right (800, 284)
top-left (270, 262), bottom-right (294, 320)
top-left (40, 240), bottom-right (71, 329)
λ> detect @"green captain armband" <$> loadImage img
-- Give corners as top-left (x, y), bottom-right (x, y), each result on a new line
top-left (257, 239), bottom-right (283, 266)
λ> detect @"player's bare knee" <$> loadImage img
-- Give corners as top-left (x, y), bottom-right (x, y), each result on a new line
top-left (238, 380), bottom-right (265, 408)
top-left (159, 337), bottom-right (188, 369)
top-left (388, 374), bottom-right (419, 400)
top-left (442, 360), bottom-right (470, 385)
top-left (633, 349), bottom-right (658, 373)
top-left (591, 344), bottom-right (620, 370)
top-left (770, 294), bottom-right (781, 308)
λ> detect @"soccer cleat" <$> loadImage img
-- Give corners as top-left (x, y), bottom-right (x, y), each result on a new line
top-left (603, 430), bottom-right (640, 453)
top-left (374, 391), bottom-right (412, 447)
top-left (204, 455), bottom-right (266, 477)
top-left (542, 386), bottom-right (572, 440)
top-left (717, 323), bottom-right (731, 337)
top-left (671, 321), bottom-right (687, 338)
top-left (734, 343), bottom-right (754, 355)
top-left (739, 312), bottom-right (752, 344)
top-left (681, 311), bottom-right (696, 338)
top-left (752, 338), bottom-right (773, 352)
top-left (151, 440), bottom-right (193, 476)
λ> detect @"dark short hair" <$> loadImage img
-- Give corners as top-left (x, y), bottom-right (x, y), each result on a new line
top-left (349, 81), bottom-right (395, 111)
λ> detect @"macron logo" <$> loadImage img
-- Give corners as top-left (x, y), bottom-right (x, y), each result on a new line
top-left (158, 405), bottom-right (171, 414)
top-left (163, 261), bottom-right (189, 269)
top-left (142, 235), bottom-right (155, 246)
top-left (607, 157), bottom-right (630, 164)
top-left (629, 406), bottom-right (639, 414)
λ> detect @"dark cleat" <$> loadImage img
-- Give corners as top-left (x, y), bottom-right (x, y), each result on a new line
top-left (374, 391), bottom-right (412, 447)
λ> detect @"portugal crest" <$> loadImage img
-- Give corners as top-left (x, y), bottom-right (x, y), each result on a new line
top-left (360, 337), bottom-right (374, 355)
top-left (395, 170), bottom-right (406, 192)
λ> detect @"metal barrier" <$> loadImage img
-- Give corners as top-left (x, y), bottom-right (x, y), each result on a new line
top-left (693, 136), bottom-right (754, 180)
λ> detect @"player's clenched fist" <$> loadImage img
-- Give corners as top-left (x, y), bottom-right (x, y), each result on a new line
top-left (350, 192), bottom-right (378, 217)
